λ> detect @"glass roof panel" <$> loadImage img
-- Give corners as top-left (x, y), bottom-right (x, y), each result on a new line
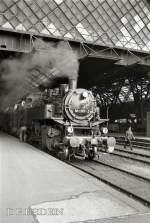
top-left (76, 23), bottom-right (93, 41)
top-left (64, 32), bottom-right (73, 39)
top-left (16, 23), bottom-right (26, 31)
top-left (0, 0), bottom-right (150, 52)
top-left (2, 21), bottom-right (13, 29)
top-left (54, 0), bottom-right (64, 5)
top-left (121, 17), bottom-right (128, 25)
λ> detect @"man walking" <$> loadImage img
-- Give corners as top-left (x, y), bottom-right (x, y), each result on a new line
top-left (124, 126), bottom-right (135, 150)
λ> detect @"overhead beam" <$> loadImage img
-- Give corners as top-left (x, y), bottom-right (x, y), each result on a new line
top-left (0, 29), bottom-right (150, 66)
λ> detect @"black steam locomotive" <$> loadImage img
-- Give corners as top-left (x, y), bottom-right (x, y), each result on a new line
top-left (3, 79), bottom-right (116, 160)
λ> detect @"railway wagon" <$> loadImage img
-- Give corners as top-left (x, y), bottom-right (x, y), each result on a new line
top-left (4, 79), bottom-right (116, 160)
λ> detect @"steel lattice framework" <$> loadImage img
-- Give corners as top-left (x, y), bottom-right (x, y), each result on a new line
top-left (0, 0), bottom-right (150, 123)
top-left (0, 0), bottom-right (150, 52)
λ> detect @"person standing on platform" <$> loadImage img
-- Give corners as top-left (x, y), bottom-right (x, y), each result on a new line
top-left (19, 126), bottom-right (27, 142)
top-left (124, 126), bottom-right (135, 150)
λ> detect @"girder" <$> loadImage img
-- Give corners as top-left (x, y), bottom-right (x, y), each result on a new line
top-left (0, 29), bottom-right (149, 123)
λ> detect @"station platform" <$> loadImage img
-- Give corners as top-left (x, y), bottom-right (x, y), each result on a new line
top-left (0, 132), bottom-right (150, 223)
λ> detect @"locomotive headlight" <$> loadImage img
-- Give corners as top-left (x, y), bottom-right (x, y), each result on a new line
top-left (67, 126), bottom-right (74, 134)
top-left (102, 127), bottom-right (108, 134)
top-left (82, 91), bottom-right (88, 98)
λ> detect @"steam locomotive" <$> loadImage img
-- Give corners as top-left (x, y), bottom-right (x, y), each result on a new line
top-left (3, 79), bottom-right (116, 160)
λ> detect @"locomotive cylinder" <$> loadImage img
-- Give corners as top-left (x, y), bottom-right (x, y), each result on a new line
top-left (69, 79), bottom-right (77, 90)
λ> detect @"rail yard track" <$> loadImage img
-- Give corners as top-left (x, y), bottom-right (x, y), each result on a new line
top-left (115, 147), bottom-right (150, 157)
top-left (67, 159), bottom-right (150, 208)
top-left (111, 149), bottom-right (150, 165)
top-left (109, 136), bottom-right (150, 164)
top-left (117, 142), bottom-right (150, 151)
top-left (41, 134), bottom-right (150, 207)
top-left (115, 137), bottom-right (150, 151)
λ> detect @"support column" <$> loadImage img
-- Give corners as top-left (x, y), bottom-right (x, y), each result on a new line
top-left (146, 112), bottom-right (150, 137)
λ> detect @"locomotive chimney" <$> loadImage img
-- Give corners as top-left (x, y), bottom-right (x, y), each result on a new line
top-left (69, 78), bottom-right (77, 90)
top-left (59, 84), bottom-right (68, 95)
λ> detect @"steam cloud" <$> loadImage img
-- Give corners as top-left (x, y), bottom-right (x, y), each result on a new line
top-left (0, 39), bottom-right (79, 108)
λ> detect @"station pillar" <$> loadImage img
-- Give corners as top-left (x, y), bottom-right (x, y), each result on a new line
top-left (146, 112), bottom-right (150, 137)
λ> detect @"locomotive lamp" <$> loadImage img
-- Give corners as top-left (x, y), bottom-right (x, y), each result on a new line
top-left (82, 91), bottom-right (88, 98)
top-left (21, 101), bottom-right (25, 107)
top-left (67, 126), bottom-right (74, 134)
top-left (14, 104), bottom-right (18, 110)
top-left (102, 127), bottom-right (108, 134)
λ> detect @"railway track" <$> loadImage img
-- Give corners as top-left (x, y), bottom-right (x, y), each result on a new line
top-left (94, 160), bottom-right (150, 181)
top-left (106, 136), bottom-right (150, 164)
top-left (112, 149), bottom-right (150, 165)
top-left (115, 147), bottom-right (150, 156)
top-left (67, 159), bottom-right (150, 207)
top-left (117, 142), bottom-right (150, 151)
top-left (115, 137), bottom-right (150, 152)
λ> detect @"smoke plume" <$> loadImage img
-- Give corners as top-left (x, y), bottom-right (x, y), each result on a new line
top-left (0, 39), bottom-right (79, 108)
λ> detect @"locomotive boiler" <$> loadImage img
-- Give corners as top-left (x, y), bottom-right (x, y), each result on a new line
top-left (4, 78), bottom-right (116, 160)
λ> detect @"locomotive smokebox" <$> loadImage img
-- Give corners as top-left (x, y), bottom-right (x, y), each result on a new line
top-left (69, 78), bottom-right (77, 90)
